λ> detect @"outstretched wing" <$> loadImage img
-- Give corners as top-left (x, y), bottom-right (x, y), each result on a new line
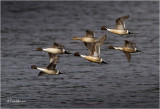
top-left (84, 42), bottom-right (94, 55)
top-left (47, 61), bottom-right (57, 70)
top-left (48, 53), bottom-right (59, 63)
top-left (124, 40), bottom-right (135, 49)
top-left (52, 42), bottom-right (64, 50)
top-left (115, 15), bottom-right (129, 30)
top-left (123, 51), bottom-right (131, 61)
top-left (38, 71), bottom-right (45, 76)
top-left (93, 35), bottom-right (107, 57)
top-left (85, 30), bottom-right (95, 38)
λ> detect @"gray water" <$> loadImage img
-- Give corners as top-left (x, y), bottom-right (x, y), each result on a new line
top-left (1, 1), bottom-right (159, 108)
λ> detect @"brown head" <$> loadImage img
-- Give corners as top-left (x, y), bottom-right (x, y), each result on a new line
top-left (108, 45), bottom-right (115, 49)
top-left (74, 52), bottom-right (80, 56)
top-left (36, 47), bottom-right (43, 51)
top-left (101, 26), bottom-right (107, 30)
top-left (31, 65), bottom-right (37, 69)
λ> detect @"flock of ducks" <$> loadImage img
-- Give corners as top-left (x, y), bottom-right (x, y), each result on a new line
top-left (31, 15), bottom-right (141, 76)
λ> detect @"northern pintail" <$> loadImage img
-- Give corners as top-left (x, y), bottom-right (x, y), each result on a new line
top-left (31, 54), bottom-right (62, 76)
top-left (73, 30), bottom-right (98, 43)
top-left (37, 43), bottom-right (71, 54)
top-left (74, 35), bottom-right (107, 64)
top-left (101, 15), bottom-right (133, 35)
top-left (108, 40), bottom-right (141, 61)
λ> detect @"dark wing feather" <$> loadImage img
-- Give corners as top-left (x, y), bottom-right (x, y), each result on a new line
top-left (52, 42), bottom-right (59, 48)
top-left (115, 15), bottom-right (129, 30)
top-left (124, 40), bottom-right (130, 47)
top-left (123, 51), bottom-right (131, 61)
top-left (38, 71), bottom-right (45, 76)
top-left (124, 40), bottom-right (135, 49)
top-left (47, 60), bottom-right (57, 70)
top-left (96, 35), bottom-right (107, 46)
top-left (84, 42), bottom-right (94, 55)
top-left (48, 53), bottom-right (59, 63)
top-left (86, 30), bottom-right (95, 38)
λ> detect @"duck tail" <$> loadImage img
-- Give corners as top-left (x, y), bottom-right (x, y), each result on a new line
top-left (108, 45), bottom-right (115, 49)
top-left (65, 50), bottom-right (71, 54)
top-left (72, 37), bottom-right (81, 40)
top-left (36, 47), bottom-right (43, 51)
top-left (74, 52), bottom-right (80, 56)
top-left (31, 65), bottom-right (37, 69)
top-left (101, 26), bottom-right (107, 30)
top-left (102, 60), bottom-right (108, 64)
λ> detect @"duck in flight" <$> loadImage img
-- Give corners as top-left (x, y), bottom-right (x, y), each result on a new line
top-left (108, 40), bottom-right (141, 61)
top-left (101, 15), bottom-right (133, 36)
top-left (73, 30), bottom-right (99, 43)
top-left (31, 53), bottom-right (61, 76)
top-left (37, 43), bottom-right (71, 55)
top-left (74, 34), bottom-right (107, 64)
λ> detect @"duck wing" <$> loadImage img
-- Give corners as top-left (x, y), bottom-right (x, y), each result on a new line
top-left (38, 71), bottom-right (45, 76)
top-left (93, 35), bottom-right (107, 57)
top-left (124, 40), bottom-right (135, 49)
top-left (115, 15), bottom-right (129, 30)
top-left (85, 30), bottom-right (95, 38)
top-left (84, 42), bottom-right (94, 55)
top-left (48, 53), bottom-right (59, 63)
top-left (123, 51), bottom-right (131, 61)
top-left (47, 61), bottom-right (57, 70)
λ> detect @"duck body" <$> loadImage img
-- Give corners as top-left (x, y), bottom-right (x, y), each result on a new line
top-left (107, 29), bottom-right (129, 35)
top-left (108, 40), bottom-right (141, 61)
top-left (43, 48), bottom-right (64, 54)
top-left (73, 36), bottom-right (96, 43)
top-left (36, 67), bottom-right (60, 75)
top-left (101, 15), bottom-right (132, 35)
top-left (73, 30), bottom-right (97, 43)
top-left (114, 46), bottom-right (136, 53)
top-left (80, 55), bottom-right (103, 63)
top-left (74, 34), bottom-right (107, 64)
top-left (37, 42), bottom-right (71, 55)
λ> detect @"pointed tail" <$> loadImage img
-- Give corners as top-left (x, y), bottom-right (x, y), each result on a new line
top-left (129, 32), bottom-right (139, 34)
top-left (72, 37), bottom-right (81, 40)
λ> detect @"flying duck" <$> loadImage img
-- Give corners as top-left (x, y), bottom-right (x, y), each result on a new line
top-left (101, 15), bottom-right (133, 35)
top-left (108, 40), bottom-right (141, 61)
top-left (74, 35), bottom-right (107, 64)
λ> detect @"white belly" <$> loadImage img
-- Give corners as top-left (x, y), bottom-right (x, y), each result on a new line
top-left (107, 29), bottom-right (128, 35)
top-left (43, 48), bottom-right (62, 54)
top-left (37, 68), bottom-right (56, 75)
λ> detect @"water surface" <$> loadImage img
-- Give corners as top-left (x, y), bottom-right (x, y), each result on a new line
top-left (1, 1), bottom-right (159, 108)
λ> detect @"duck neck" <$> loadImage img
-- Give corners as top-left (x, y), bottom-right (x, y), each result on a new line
top-left (114, 47), bottom-right (123, 51)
